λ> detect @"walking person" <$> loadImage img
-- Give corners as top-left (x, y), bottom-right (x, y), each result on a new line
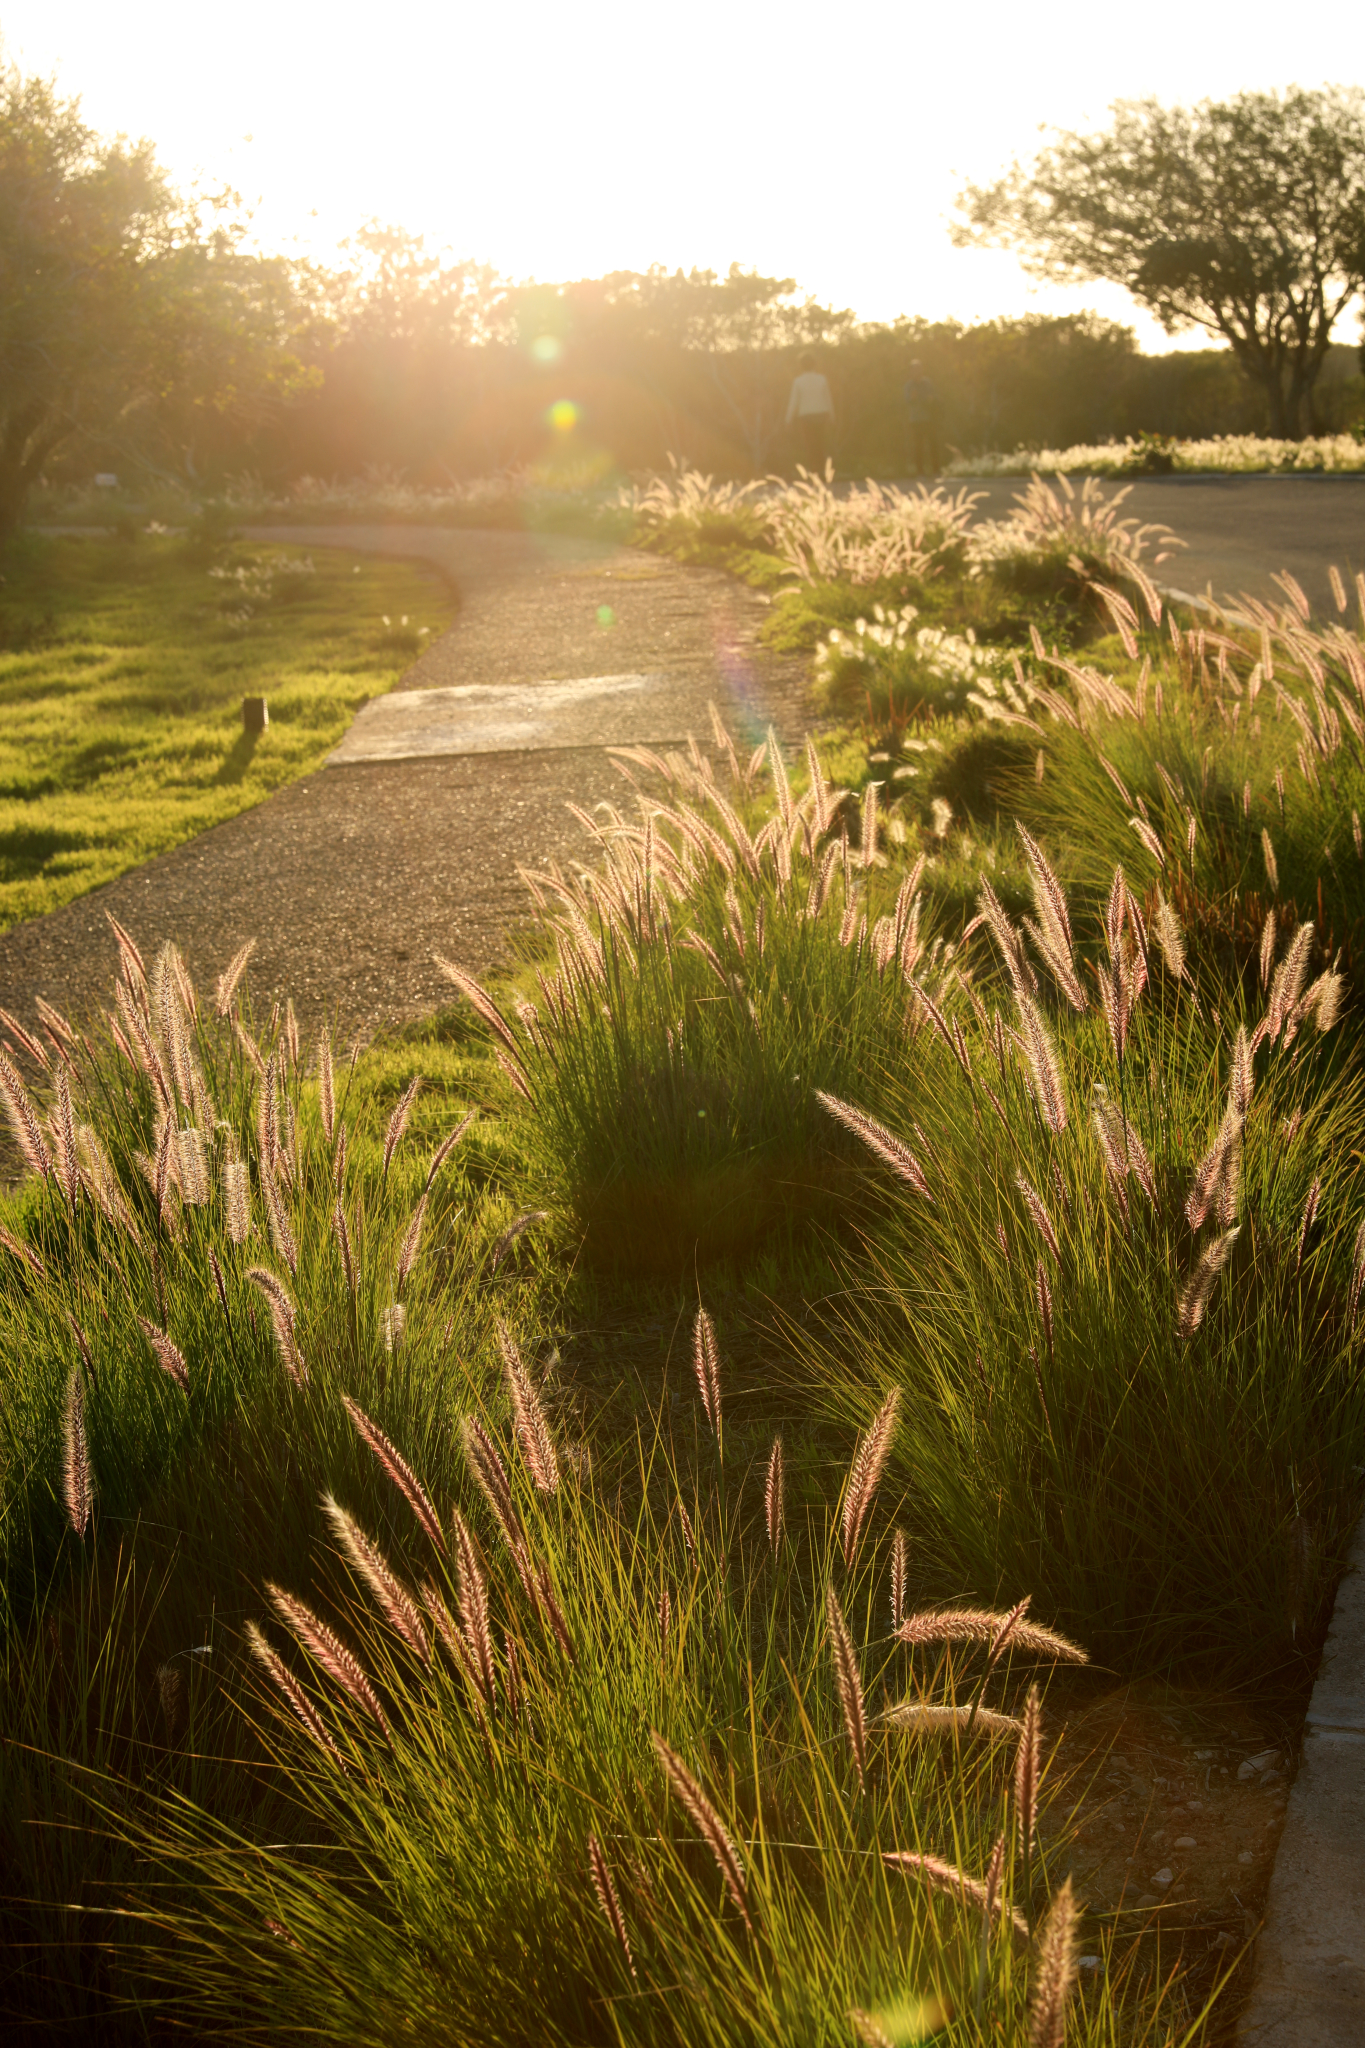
top-left (785, 352), bottom-right (835, 476)
top-left (903, 359), bottom-right (941, 477)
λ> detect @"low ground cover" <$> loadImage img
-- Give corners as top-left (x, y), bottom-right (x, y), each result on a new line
top-left (0, 532), bottom-right (452, 928)
top-left (942, 434), bottom-right (1365, 478)
top-left (28, 466), bottom-right (637, 543)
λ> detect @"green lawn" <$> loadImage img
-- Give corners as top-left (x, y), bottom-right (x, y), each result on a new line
top-left (0, 532), bottom-right (453, 929)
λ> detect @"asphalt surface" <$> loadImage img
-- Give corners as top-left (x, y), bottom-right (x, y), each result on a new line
top-left (951, 472), bottom-right (1365, 614)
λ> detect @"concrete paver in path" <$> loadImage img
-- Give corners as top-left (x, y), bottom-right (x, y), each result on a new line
top-left (328, 673), bottom-right (676, 763)
top-left (1239, 1517), bottom-right (1365, 2045)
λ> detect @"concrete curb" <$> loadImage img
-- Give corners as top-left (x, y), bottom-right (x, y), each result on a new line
top-left (1238, 1518), bottom-right (1365, 2044)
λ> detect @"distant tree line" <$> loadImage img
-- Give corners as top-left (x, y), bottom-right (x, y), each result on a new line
top-left (72, 235), bottom-right (1365, 495)
top-left (6, 60), bottom-right (1364, 535)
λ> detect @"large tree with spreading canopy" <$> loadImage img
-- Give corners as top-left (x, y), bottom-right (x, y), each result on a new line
top-left (954, 86), bottom-right (1365, 438)
top-left (0, 57), bottom-right (315, 543)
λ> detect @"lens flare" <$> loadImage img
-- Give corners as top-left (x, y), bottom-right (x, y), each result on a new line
top-left (547, 399), bottom-right (580, 433)
top-left (530, 335), bottom-right (562, 365)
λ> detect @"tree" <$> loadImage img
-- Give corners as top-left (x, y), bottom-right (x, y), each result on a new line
top-left (554, 266), bottom-right (854, 470)
top-left (0, 59), bottom-right (315, 541)
top-left (325, 223), bottom-right (506, 346)
top-left (954, 87), bottom-right (1365, 437)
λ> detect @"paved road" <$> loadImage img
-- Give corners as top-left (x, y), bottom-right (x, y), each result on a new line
top-left (951, 473), bottom-right (1365, 614)
top-left (0, 528), bottom-right (807, 1042)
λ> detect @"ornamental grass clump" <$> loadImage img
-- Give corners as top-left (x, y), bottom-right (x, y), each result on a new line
top-left (625, 457), bottom-right (981, 588)
top-left (438, 721), bottom-right (952, 1272)
top-left (759, 466), bottom-right (981, 586)
top-left (0, 923), bottom-right (493, 1624)
top-left (1021, 564), bottom-right (1365, 973)
top-left (127, 1350), bottom-right (1108, 2047)
top-left (795, 825), bottom-right (1365, 1679)
top-left (963, 473), bottom-right (1181, 591)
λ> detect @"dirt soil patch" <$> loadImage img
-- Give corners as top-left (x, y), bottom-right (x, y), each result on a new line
top-left (1053, 1678), bottom-right (1306, 2035)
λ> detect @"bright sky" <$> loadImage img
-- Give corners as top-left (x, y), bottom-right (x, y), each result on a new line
top-left (7, 1), bottom-right (1364, 350)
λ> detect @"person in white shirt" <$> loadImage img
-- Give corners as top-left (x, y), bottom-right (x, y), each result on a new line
top-left (785, 352), bottom-right (834, 475)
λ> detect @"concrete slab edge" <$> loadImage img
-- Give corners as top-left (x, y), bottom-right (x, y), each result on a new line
top-left (1238, 1513), bottom-right (1365, 2045)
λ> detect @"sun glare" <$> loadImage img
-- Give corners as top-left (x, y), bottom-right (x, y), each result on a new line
top-left (3, 0), bottom-right (1362, 340)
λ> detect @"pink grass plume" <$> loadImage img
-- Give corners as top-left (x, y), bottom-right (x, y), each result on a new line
top-left (650, 1728), bottom-right (755, 1934)
top-left (842, 1388), bottom-right (900, 1568)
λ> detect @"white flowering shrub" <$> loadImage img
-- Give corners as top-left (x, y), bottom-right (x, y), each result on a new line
top-left (948, 432), bottom-right (1365, 478)
top-left (814, 602), bottom-right (1038, 722)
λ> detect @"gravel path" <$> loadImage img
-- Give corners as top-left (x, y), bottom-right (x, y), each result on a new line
top-left (0, 528), bottom-right (808, 1040)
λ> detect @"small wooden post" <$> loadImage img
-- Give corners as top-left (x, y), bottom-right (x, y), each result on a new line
top-left (242, 696), bottom-right (269, 734)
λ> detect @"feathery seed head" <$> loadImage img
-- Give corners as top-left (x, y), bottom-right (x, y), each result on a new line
top-left (1028, 1878), bottom-right (1081, 2048)
top-left (214, 939), bottom-right (256, 1018)
top-left (883, 1849), bottom-right (1028, 1936)
top-left (0, 1047), bottom-right (53, 1178)
top-left (692, 1306), bottom-right (722, 1440)
top-left (245, 1266), bottom-right (307, 1384)
top-left (1015, 1172), bottom-right (1061, 1264)
top-left (63, 1365), bottom-right (93, 1537)
top-left (1177, 1227), bottom-right (1240, 1338)
top-left (1015, 997), bottom-right (1068, 1132)
top-left (266, 1583), bottom-right (392, 1739)
top-left (817, 1091), bottom-right (932, 1198)
top-left (587, 1835), bottom-right (636, 1976)
top-left (650, 1729), bottom-right (754, 1933)
top-left (137, 1316), bottom-right (189, 1391)
top-left (1152, 892), bottom-right (1186, 981)
top-left (765, 1434), bottom-right (784, 1553)
top-left (320, 1493), bottom-right (430, 1665)
top-left (317, 1026), bottom-right (335, 1142)
top-left (897, 1605), bottom-right (1088, 1664)
top-left (396, 1192), bottom-right (428, 1297)
top-left (462, 1415), bottom-right (530, 1579)
top-left (1260, 906), bottom-right (1278, 990)
top-left (382, 1074), bottom-right (422, 1177)
top-left (827, 1584), bottom-right (868, 1788)
top-left (1015, 1684), bottom-right (1042, 1865)
top-left (497, 1320), bottom-right (560, 1492)
top-left (450, 1507), bottom-right (497, 1705)
top-left (1262, 827), bottom-right (1279, 894)
top-left (891, 1529), bottom-right (908, 1631)
top-left (883, 1701), bottom-right (1023, 1739)
top-left (0, 1006), bottom-right (50, 1071)
top-left (842, 1387), bottom-right (900, 1568)
top-left (260, 1162), bottom-right (298, 1276)
top-left (343, 1395), bottom-right (445, 1550)
top-left (332, 1199), bottom-right (356, 1294)
top-left (244, 1620), bottom-right (347, 1769)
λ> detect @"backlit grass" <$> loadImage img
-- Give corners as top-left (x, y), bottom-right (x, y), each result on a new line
top-left (7, 472), bottom-right (1362, 2040)
top-left (0, 532), bottom-right (452, 929)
